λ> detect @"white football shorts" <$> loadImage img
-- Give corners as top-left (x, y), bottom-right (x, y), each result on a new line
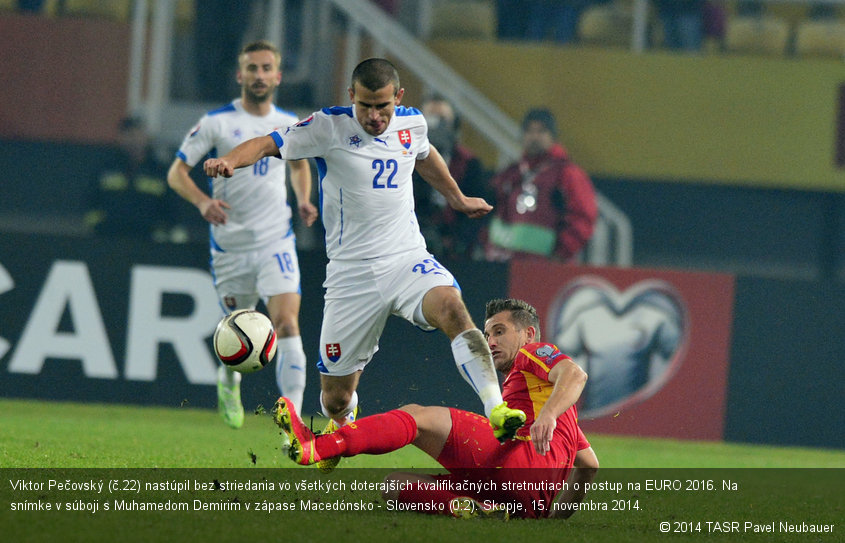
top-left (317, 248), bottom-right (459, 376)
top-left (211, 234), bottom-right (301, 314)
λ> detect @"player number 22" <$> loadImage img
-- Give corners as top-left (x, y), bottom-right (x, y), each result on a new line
top-left (371, 159), bottom-right (398, 188)
top-left (412, 258), bottom-right (445, 275)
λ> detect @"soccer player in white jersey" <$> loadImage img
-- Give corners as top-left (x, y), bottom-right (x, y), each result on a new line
top-left (204, 58), bottom-right (525, 460)
top-left (167, 40), bottom-right (318, 429)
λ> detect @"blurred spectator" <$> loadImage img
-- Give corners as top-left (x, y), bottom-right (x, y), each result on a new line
top-left (496, 0), bottom-right (530, 40)
top-left (702, 1), bottom-right (727, 47)
top-left (526, 0), bottom-right (609, 44)
top-left (736, 1), bottom-right (763, 17)
top-left (808, 3), bottom-right (837, 20)
top-left (654, 0), bottom-right (706, 51)
top-left (498, 1), bottom-right (609, 44)
top-left (85, 117), bottom-right (185, 242)
top-left (482, 108), bottom-right (597, 263)
top-left (17, 0), bottom-right (44, 13)
top-left (414, 95), bottom-right (490, 259)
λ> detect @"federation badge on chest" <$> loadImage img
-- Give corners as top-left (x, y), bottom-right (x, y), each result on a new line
top-left (398, 129), bottom-right (411, 149)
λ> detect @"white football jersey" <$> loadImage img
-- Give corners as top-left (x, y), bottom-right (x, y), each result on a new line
top-left (176, 99), bottom-right (300, 252)
top-left (269, 105), bottom-right (429, 260)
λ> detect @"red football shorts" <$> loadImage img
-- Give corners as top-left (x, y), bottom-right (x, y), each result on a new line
top-left (434, 408), bottom-right (582, 518)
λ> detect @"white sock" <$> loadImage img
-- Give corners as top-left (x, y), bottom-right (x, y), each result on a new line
top-left (275, 335), bottom-right (307, 414)
top-left (217, 365), bottom-right (241, 387)
top-left (320, 390), bottom-right (358, 426)
top-left (451, 328), bottom-right (503, 418)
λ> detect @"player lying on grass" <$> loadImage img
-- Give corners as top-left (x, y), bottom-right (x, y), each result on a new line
top-left (274, 298), bottom-right (599, 519)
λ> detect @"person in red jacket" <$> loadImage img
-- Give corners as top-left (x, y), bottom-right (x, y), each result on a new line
top-left (483, 108), bottom-right (597, 263)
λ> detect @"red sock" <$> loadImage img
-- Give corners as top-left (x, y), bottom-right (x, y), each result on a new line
top-left (314, 409), bottom-right (417, 459)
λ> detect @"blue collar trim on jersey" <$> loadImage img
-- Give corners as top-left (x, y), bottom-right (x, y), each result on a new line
top-left (322, 106), bottom-right (353, 117)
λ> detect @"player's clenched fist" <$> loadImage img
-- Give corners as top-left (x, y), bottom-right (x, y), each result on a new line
top-left (204, 158), bottom-right (235, 178)
top-left (453, 196), bottom-right (493, 219)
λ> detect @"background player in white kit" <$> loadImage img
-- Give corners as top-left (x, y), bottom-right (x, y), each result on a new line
top-left (167, 40), bottom-right (317, 428)
top-left (204, 58), bottom-right (525, 460)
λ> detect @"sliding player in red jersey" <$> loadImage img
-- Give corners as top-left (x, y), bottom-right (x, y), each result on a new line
top-left (274, 298), bottom-right (599, 519)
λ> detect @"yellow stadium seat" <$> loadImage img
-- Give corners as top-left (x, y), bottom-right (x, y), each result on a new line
top-left (577, 3), bottom-right (634, 47)
top-left (429, 0), bottom-right (496, 40)
top-left (724, 15), bottom-right (789, 56)
top-left (794, 20), bottom-right (845, 59)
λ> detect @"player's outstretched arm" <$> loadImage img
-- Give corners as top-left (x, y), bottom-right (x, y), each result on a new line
top-left (415, 144), bottom-right (492, 219)
top-left (548, 446), bottom-right (599, 519)
top-left (203, 135), bottom-right (279, 178)
top-left (530, 359), bottom-right (588, 455)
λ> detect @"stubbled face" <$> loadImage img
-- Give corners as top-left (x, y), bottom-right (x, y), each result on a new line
top-left (349, 82), bottom-right (404, 136)
top-left (238, 50), bottom-right (281, 104)
top-left (484, 311), bottom-right (532, 373)
top-left (522, 120), bottom-right (555, 157)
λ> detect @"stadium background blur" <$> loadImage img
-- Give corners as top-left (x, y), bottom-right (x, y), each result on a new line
top-left (0, 0), bottom-right (843, 455)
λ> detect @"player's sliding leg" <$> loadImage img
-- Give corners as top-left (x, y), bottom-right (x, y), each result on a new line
top-left (217, 365), bottom-right (245, 429)
top-left (275, 335), bottom-right (306, 414)
top-left (274, 397), bottom-right (321, 465)
top-left (273, 397), bottom-right (416, 466)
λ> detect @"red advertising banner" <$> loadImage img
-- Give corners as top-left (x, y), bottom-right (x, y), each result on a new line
top-left (509, 260), bottom-right (735, 441)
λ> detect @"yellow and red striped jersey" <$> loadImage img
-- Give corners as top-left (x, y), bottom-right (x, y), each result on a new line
top-left (501, 342), bottom-right (587, 453)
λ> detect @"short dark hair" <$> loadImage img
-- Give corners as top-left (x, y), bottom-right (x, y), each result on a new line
top-left (485, 298), bottom-right (541, 340)
top-left (239, 40), bottom-right (281, 67)
top-left (351, 58), bottom-right (400, 94)
top-left (522, 108), bottom-right (558, 138)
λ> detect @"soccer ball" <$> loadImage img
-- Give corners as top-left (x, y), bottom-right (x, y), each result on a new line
top-left (213, 309), bottom-right (277, 373)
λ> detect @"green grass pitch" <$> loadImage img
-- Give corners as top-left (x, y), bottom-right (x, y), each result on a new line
top-left (1, 399), bottom-right (843, 542)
